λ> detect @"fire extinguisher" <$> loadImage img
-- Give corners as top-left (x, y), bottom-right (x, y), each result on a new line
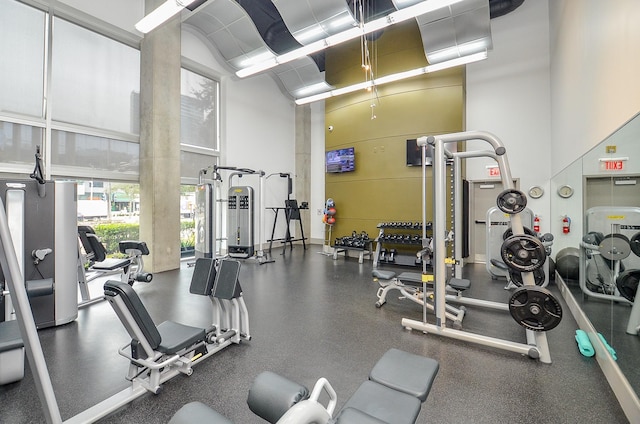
top-left (562, 216), bottom-right (571, 234)
top-left (533, 215), bottom-right (540, 233)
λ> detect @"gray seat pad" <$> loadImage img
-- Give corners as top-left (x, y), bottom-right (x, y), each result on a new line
top-left (340, 381), bottom-right (421, 424)
top-left (372, 270), bottom-right (396, 280)
top-left (0, 320), bottom-right (23, 352)
top-left (168, 401), bottom-right (232, 424)
top-left (156, 321), bottom-right (206, 354)
top-left (369, 348), bottom-right (439, 402)
top-left (335, 407), bottom-right (387, 424)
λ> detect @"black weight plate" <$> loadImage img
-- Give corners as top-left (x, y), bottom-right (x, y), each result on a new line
top-left (503, 226), bottom-right (537, 241)
top-left (599, 233), bottom-right (631, 261)
top-left (630, 232), bottom-right (640, 258)
top-left (509, 267), bottom-right (546, 287)
top-left (501, 235), bottom-right (547, 272)
top-left (508, 286), bottom-right (563, 331)
top-left (617, 270), bottom-right (640, 302)
top-left (496, 189), bottom-right (527, 214)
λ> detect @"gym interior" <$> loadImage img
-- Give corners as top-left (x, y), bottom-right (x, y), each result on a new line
top-left (1, 0), bottom-right (639, 423)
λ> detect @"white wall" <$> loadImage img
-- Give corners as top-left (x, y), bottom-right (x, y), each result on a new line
top-left (466, 0), bottom-right (551, 232)
top-left (549, 0), bottom-right (640, 175)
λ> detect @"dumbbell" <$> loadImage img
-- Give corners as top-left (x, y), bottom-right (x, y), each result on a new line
top-left (379, 248), bottom-right (387, 262)
top-left (388, 248), bottom-right (397, 262)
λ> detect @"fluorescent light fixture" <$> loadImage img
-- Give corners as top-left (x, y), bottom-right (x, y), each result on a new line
top-left (295, 51), bottom-right (486, 105)
top-left (295, 26), bottom-right (325, 42)
top-left (294, 82), bottom-right (333, 96)
top-left (428, 39), bottom-right (491, 63)
top-left (239, 50), bottom-right (276, 68)
top-left (135, 0), bottom-right (198, 34)
top-left (236, 0), bottom-right (464, 78)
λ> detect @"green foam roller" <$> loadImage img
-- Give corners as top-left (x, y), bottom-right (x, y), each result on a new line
top-left (575, 330), bottom-right (594, 357)
top-left (597, 333), bottom-right (617, 361)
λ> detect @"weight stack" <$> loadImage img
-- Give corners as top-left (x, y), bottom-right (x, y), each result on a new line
top-left (227, 186), bottom-right (254, 258)
top-left (194, 183), bottom-right (215, 259)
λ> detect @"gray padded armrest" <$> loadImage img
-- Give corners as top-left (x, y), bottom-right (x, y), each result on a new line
top-left (335, 407), bottom-right (387, 424)
top-left (169, 401), bottom-right (232, 424)
top-left (369, 349), bottom-right (439, 402)
top-left (247, 371), bottom-right (309, 424)
top-left (340, 381), bottom-right (421, 424)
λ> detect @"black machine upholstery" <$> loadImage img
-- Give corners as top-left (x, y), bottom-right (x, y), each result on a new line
top-left (103, 280), bottom-right (205, 355)
top-left (78, 226), bottom-right (131, 270)
top-left (189, 258), bottom-right (217, 296)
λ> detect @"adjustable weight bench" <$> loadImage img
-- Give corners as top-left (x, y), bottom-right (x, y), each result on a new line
top-left (373, 270), bottom-right (468, 328)
top-left (170, 348), bottom-right (439, 424)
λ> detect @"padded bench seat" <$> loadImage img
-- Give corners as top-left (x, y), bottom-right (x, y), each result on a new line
top-left (335, 348), bottom-right (439, 423)
top-left (169, 401), bottom-right (232, 424)
top-left (0, 320), bottom-right (25, 385)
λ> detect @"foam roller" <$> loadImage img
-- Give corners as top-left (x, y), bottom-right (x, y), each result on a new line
top-left (574, 330), bottom-right (594, 357)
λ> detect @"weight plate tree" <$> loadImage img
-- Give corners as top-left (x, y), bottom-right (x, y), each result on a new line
top-left (508, 286), bottom-right (563, 331)
top-left (509, 267), bottom-right (546, 287)
top-left (500, 234), bottom-right (547, 272)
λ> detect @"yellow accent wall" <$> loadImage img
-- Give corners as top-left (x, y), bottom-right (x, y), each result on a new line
top-left (324, 21), bottom-right (464, 244)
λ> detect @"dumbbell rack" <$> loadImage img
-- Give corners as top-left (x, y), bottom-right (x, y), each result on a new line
top-left (332, 232), bottom-right (373, 264)
top-left (373, 222), bottom-right (432, 268)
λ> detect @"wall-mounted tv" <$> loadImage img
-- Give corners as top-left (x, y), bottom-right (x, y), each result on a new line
top-left (406, 139), bottom-right (434, 166)
top-left (326, 147), bottom-right (355, 173)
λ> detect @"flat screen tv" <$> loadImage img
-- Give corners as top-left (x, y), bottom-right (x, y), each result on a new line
top-left (326, 147), bottom-right (355, 173)
top-left (406, 139), bottom-right (433, 166)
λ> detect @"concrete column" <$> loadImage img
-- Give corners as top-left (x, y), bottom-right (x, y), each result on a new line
top-left (295, 104), bottom-right (311, 243)
top-left (138, 0), bottom-right (181, 272)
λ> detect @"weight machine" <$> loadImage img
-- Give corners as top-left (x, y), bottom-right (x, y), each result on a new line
top-left (196, 166), bottom-right (270, 264)
top-left (402, 131), bottom-right (562, 364)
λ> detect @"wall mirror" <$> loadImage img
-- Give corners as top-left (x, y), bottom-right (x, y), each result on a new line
top-left (551, 112), bottom-right (640, 407)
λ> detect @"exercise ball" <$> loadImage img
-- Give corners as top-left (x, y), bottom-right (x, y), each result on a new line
top-left (555, 247), bottom-right (580, 281)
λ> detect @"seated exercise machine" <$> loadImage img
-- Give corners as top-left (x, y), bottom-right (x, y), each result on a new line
top-left (77, 225), bottom-right (153, 308)
top-left (401, 132), bottom-right (563, 364)
top-left (104, 257), bottom-right (250, 395)
top-left (169, 348), bottom-right (439, 424)
top-left (0, 189), bottom-right (250, 423)
top-left (580, 206), bottom-right (640, 336)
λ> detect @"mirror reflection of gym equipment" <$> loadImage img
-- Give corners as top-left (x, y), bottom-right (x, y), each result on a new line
top-left (551, 112), bottom-right (640, 417)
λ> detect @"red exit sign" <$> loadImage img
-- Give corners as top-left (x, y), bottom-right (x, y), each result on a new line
top-left (488, 166), bottom-right (500, 177)
top-left (599, 157), bottom-right (627, 171)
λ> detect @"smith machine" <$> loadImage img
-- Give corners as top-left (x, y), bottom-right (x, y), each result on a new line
top-left (402, 131), bottom-right (563, 364)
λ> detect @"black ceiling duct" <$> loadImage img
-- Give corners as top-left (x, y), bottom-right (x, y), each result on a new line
top-left (489, 0), bottom-right (525, 19)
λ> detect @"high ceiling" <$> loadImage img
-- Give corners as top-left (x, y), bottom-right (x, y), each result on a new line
top-left (183, 0), bottom-right (523, 100)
